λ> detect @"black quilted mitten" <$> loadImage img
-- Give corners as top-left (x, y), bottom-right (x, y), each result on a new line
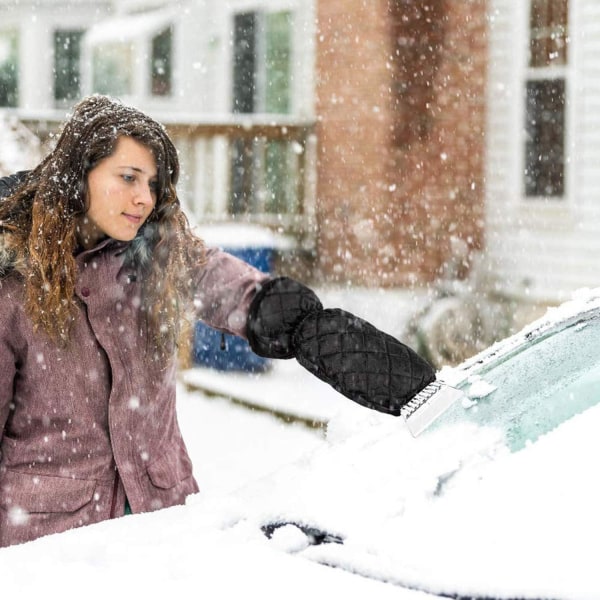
top-left (247, 277), bottom-right (323, 359)
top-left (293, 308), bottom-right (436, 416)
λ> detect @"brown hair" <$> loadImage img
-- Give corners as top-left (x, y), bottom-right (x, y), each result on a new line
top-left (0, 94), bottom-right (204, 354)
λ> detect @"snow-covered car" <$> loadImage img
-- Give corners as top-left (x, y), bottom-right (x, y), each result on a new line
top-left (2, 289), bottom-right (600, 600)
top-left (246, 288), bottom-right (600, 599)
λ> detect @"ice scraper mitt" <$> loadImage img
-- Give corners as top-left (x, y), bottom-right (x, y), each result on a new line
top-left (247, 277), bottom-right (436, 416)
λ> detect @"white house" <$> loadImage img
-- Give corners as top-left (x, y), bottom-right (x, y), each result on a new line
top-left (0, 0), bottom-right (315, 115)
top-left (81, 0), bottom-right (316, 118)
top-left (0, 0), bottom-right (112, 109)
top-left (485, 0), bottom-right (600, 306)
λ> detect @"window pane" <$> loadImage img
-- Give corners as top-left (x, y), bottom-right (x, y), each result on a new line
top-left (525, 78), bottom-right (565, 197)
top-left (265, 11), bottom-right (292, 114)
top-left (0, 30), bottom-right (18, 107)
top-left (265, 141), bottom-right (297, 214)
top-left (151, 26), bottom-right (172, 97)
top-left (92, 44), bottom-right (133, 96)
top-left (54, 30), bottom-right (84, 103)
top-left (230, 138), bottom-right (251, 214)
top-left (232, 12), bottom-right (257, 113)
top-left (530, 0), bottom-right (569, 67)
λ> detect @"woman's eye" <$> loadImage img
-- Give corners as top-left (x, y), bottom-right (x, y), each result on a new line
top-left (149, 181), bottom-right (159, 194)
top-left (122, 174), bottom-right (135, 183)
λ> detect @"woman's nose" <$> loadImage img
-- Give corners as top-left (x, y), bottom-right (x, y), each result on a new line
top-left (134, 184), bottom-right (155, 206)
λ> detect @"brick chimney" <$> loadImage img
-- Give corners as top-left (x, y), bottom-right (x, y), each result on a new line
top-left (315, 0), bottom-right (487, 287)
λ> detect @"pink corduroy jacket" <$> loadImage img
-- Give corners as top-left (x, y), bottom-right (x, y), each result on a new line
top-left (0, 237), bottom-right (268, 547)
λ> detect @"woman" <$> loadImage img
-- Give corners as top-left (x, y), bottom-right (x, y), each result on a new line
top-left (0, 95), bottom-right (435, 547)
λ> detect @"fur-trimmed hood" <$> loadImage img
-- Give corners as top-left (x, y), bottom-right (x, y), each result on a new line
top-left (0, 237), bottom-right (20, 279)
top-left (0, 221), bottom-right (158, 280)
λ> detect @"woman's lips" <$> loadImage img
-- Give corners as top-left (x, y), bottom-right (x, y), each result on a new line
top-left (123, 213), bottom-right (143, 224)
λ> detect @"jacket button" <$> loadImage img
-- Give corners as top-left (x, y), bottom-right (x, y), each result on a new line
top-left (81, 287), bottom-right (90, 297)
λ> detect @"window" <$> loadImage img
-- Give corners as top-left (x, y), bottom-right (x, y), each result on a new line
top-left (230, 11), bottom-right (294, 217)
top-left (232, 12), bottom-right (257, 113)
top-left (529, 0), bottom-right (568, 68)
top-left (264, 12), bottom-right (292, 114)
top-left (85, 11), bottom-right (173, 99)
top-left (54, 30), bottom-right (84, 104)
top-left (151, 26), bottom-right (172, 96)
top-left (231, 10), bottom-right (292, 115)
top-left (525, 79), bottom-right (565, 197)
top-left (524, 0), bottom-right (569, 198)
top-left (0, 30), bottom-right (18, 107)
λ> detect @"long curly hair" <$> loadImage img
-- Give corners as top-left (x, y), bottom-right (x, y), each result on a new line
top-left (0, 94), bottom-right (205, 354)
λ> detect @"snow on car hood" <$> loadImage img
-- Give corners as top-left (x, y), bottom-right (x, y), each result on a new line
top-left (229, 398), bottom-right (600, 599)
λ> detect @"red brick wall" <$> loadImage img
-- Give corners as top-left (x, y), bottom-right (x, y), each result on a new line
top-left (315, 0), bottom-right (487, 286)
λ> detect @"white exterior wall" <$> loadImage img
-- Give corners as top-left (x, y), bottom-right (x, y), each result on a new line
top-left (0, 0), bottom-right (112, 110)
top-left (486, 0), bottom-right (600, 304)
top-left (78, 0), bottom-right (315, 118)
top-left (2, 0), bottom-right (315, 116)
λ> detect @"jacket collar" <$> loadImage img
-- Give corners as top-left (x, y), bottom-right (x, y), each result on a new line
top-left (0, 222), bottom-right (158, 278)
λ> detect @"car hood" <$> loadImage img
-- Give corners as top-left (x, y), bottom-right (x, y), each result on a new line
top-left (229, 399), bottom-right (600, 599)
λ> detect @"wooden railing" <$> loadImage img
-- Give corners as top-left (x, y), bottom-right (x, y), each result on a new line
top-left (18, 112), bottom-right (318, 251)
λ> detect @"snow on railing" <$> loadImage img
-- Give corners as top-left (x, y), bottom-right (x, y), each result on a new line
top-left (0, 111), bottom-right (42, 176)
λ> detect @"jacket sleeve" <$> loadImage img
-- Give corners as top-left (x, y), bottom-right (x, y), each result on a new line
top-left (246, 277), bottom-right (437, 416)
top-left (191, 247), bottom-right (270, 338)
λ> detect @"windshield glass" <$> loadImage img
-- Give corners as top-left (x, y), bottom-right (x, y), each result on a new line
top-left (435, 310), bottom-right (600, 451)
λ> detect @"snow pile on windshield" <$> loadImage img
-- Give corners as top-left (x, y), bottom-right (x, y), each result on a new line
top-left (440, 286), bottom-right (600, 386)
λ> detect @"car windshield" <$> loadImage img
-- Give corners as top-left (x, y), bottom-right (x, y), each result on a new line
top-left (434, 309), bottom-right (600, 451)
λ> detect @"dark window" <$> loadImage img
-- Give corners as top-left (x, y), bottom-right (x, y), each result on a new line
top-left (54, 30), bottom-right (84, 103)
top-left (0, 31), bottom-right (18, 107)
top-left (232, 12), bottom-right (257, 114)
top-left (151, 26), bottom-right (172, 96)
top-left (525, 79), bottom-right (565, 197)
top-left (525, 0), bottom-right (568, 198)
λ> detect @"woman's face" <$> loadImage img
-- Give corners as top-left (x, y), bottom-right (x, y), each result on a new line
top-left (77, 136), bottom-right (158, 250)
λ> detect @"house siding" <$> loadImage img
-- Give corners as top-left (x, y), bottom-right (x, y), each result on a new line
top-left (0, 0), bottom-right (113, 109)
top-left (486, 0), bottom-right (600, 304)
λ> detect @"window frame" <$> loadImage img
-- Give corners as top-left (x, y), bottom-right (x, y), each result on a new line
top-left (82, 10), bottom-right (175, 101)
top-left (231, 9), bottom-right (293, 115)
top-left (522, 0), bottom-right (572, 202)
